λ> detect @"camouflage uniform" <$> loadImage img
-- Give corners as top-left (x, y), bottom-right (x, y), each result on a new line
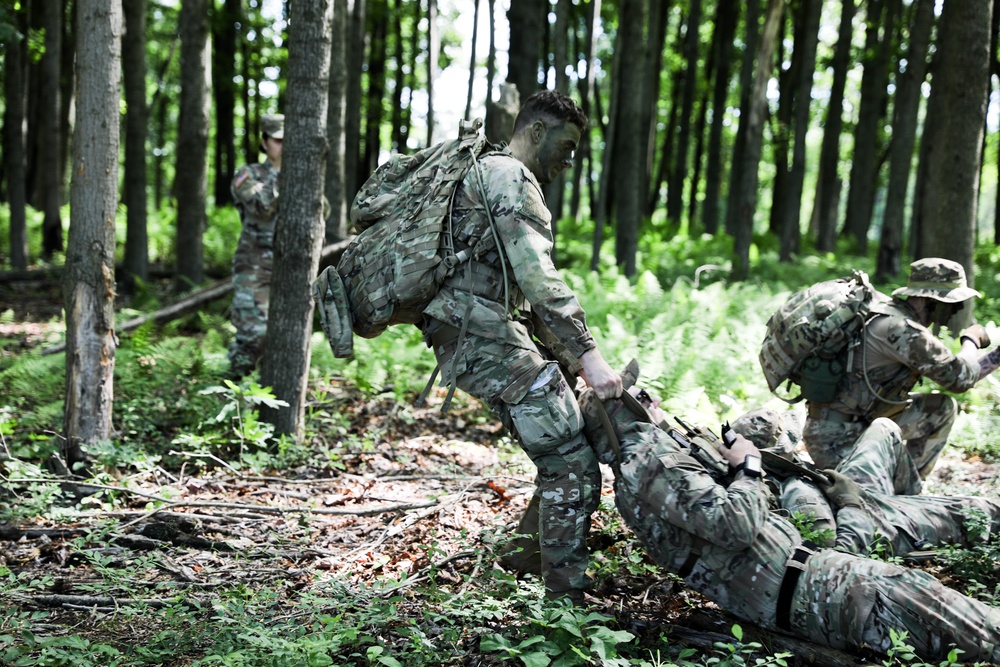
top-left (422, 149), bottom-right (599, 598)
top-left (736, 411), bottom-right (1000, 556)
top-left (804, 259), bottom-right (982, 483)
top-left (580, 389), bottom-right (1000, 662)
top-left (228, 115), bottom-right (283, 377)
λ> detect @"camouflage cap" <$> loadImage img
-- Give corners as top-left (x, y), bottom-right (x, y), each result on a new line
top-left (261, 114), bottom-right (285, 139)
top-left (730, 407), bottom-right (800, 456)
top-left (891, 257), bottom-right (981, 303)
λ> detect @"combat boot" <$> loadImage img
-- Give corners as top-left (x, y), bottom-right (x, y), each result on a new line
top-left (497, 493), bottom-right (542, 576)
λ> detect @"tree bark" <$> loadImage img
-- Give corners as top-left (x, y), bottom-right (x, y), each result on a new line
top-left (464, 0), bottom-right (481, 122)
top-left (666, 0), bottom-right (702, 230)
top-left (212, 0), bottom-right (239, 208)
top-left (701, 0), bottom-right (738, 235)
top-left (426, 0), bottom-right (438, 145)
top-left (363, 0), bottom-right (387, 173)
top-left (122, 0), bottom-right (150, 291)
top-left (506, 0), bottom-right (545, 100)
top-left (62, 0), bottom-right (122, 470)
top-left (842, 0), bottom-right (898, 255)
top-left (724, 0), bottom-right (761, 236)
top-left (38, 0), bottom-right (64, 258)
top-left (260, 0), bottom-right (335, 439)
top-left (175, 0), bottom-right (211, 290)
top-left (613, 0), bottom-right (646, 277)
top-left (876, 0), bottom-right (934, 281)
top-left (344, 0), bottom-right (365, 195)
top-left (732, 0), bottom-right (782, 280)
top-left (779, 0), bottom-right (821, 261)
top-left (3, 2), bottom-right (30, 270)
top-left (325, 0), bottom-right (349, 242)
top-left (918, 0), bottom-right (991, 297)
top-left (570, 0), bottom-right (600, 225)
top-left (812, 0), bottom-right (856, 251)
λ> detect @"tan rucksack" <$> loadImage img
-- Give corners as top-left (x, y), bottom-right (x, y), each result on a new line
top-left (313, 118), bottom-right (493, 358)
top-left (759, 269), bottom-right (876, 403)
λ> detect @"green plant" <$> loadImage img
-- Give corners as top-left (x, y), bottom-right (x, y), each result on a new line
top-left (880, 628), bottom-right (965, 667)
top-left (788, 511), bottom-right (835, 548)
top-left (704, 624), bottom-right (792, 667)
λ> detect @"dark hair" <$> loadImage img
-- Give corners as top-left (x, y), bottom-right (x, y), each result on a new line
top-left (513, 90), bottom-right (588, 134)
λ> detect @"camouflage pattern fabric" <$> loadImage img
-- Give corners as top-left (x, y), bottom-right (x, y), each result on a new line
top-left (804, 294), bottom-right (979, 475)
top-left (772, 418), bottom-right (1000, 556)
top-left (229, 161), bottom-right (280, 376)
top-left (579, 390), bottom-right (1000, 663)
top-left (422, 152), bottom-right (600, 597)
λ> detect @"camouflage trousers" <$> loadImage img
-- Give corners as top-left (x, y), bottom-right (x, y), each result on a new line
top-left (227, 262), bottom-right (271, 377)
top-left (803, 392), bottom-right (956, 489)
top-left (430, 327), bottom-right (599, 596)
top-left (792, 549), bottom-right (1000, 662)
top-left (780, 418), bottom-right (1000, 554)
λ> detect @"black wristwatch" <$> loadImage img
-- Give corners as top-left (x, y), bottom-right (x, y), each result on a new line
top-left (741, 454), bottom-right (763, 479)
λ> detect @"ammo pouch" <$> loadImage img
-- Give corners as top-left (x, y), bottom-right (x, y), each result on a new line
top-left (313, 266), bottom-right (355, 358)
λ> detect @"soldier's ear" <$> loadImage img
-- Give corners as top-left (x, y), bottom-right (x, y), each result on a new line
top-left (530, 120), bottom-right (545, 144)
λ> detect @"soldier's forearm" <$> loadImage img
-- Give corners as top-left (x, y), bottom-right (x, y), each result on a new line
top-left (978, 348), bottom-right (1000, 381)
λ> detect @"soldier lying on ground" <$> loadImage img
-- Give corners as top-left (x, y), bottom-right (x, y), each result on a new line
top-left (730, 408), bottom-right (1000, 558)
top-left (568, 365), bottom-right (1000, 662)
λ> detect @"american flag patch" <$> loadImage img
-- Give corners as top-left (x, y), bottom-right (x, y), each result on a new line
top-left (234, 170), bottom-right (250, 189)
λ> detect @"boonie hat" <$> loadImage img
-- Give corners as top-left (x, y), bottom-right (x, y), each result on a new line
top-left (261, 114), bottom-right (285, 140)
top-left (731, 408), bottom-right (801, 456)
top-left (891, 257), bottom-right (981, 303)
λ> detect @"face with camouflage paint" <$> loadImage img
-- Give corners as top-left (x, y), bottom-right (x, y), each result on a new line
top-left (524, 119), bottom-right (581, 185)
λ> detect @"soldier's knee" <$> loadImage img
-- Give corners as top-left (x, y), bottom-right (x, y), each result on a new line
top-left (508, 365), bottom-right (585, 454)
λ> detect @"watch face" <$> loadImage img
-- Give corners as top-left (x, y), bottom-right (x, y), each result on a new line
top-left (744, 455), bottom-right (763, 477)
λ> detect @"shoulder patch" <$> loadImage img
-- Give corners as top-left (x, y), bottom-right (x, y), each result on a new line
top-left (233, 169), bottom-right (250, 189)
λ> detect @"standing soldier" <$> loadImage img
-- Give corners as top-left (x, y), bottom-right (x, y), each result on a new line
top-left (228, 114), bottom-right (284, 378)
top-left (801, 258), bottom-right (993, 489)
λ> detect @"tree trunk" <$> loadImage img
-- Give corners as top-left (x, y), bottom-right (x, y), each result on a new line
top-left (591, 37), bottom-right (621, 271)
top-left (702, 0), bottom-right (738, 235)
top-left (570, 0), bottom-right (599, 225)
top-left (260, 0), bottom-right (334, 439)
top-left (724, 0), bottom-right (761, 236)
top-left (426, 0), bottom-right (438, 145)
top-left (918, 0), bottom-right (991, 295)
top-left (641, 0), bottom-right (669, 218)
top-left (62, 0), bottom-right (122, 470)
top-left (543, 0), bottom-right (571, 239)
top-left (175, 0), bottom-right (211, 289)
top-left (666, 0), bottom-right (702, 230)
top-left (38, 0), bottom-right (63, 258)
top-left (325, 0), bottom-right (349, 242)
top-left (842, 0), bottom-right (898, 254)
top-left (122, 0), bottom-right (149, 291)
top-left (613, 0), bottom-right (646, 277)
top-left (779, 0), bottom-right (821, 261)
top-left (464, 0), bottom-right (481, 121)
top-left (506, 0), bottom-right (545, 100)
top-left (363, 0), bottom-right (387, 173)
top-left (4, 3), bottom-right (30, 270)
top-left (812, 0), bottom-right (856, 251)
top-left (876, 0), bottom-right (934, 281)
top-left (390, 0), bottom-right (408, 152)
top-left (213, 0), bottom-right (239, 208)
top-left (344, 0), bottom-right (365, 196)
top-left (732, 0), bottom-right (782, 280)
top-left (769, 8), bottom-right (792, 239)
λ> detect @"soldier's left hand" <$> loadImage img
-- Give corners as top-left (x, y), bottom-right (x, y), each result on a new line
top-left (820, 469), bottom-right (863, 509)
top-left (579, 348), bottom-right (623, 400)
top-left (960, 324), bottom-right (991, 349)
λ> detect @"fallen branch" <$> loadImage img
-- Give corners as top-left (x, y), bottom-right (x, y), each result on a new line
top-left (23, 593), bottom-right (201, 610)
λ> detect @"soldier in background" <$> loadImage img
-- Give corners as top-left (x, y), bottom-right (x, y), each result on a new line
top-left (228, 114), bottom-right (284, 378)
top-left (422, 90), bottom-right (621, 603)
top-left (577, 373), bottom-right (1000, 663)
top-left (802, 257), bottom-right (993, 488)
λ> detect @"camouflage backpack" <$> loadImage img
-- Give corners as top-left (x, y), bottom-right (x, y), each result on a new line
top-left (313, 118), bottom-right (492, 357)
top-left (759, 269), bottom-right (876, 403)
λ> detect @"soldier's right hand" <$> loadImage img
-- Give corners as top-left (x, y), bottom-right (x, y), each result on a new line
top-left (820, 469), bottom-right (863, 509)
top-left (579, 348), bottom-right (623, 400)
top-left (960, 324), bottom-right (991, 349)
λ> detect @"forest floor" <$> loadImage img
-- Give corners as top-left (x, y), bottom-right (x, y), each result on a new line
top-left (2, 282), bottom-right (999, 665)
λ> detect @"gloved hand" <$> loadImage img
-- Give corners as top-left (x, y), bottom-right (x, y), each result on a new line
top-left (820, 469), bottom-right (863, 510)
top-left (960, 324), bottom-right (991, 349)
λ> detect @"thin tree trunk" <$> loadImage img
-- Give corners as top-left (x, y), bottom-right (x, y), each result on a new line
top-left (175, 0), bottom-right (211, 289)
top-left (391, 0), bottom-right (407, 151)
top-left (779, 0), bottom-right (821, 261)
top-left (591, 43), bottom-right (621, 271)
top-left (426, 0), bottom-right (438, 145)
top-left (613, 0), bottom-right (646, 277)
top-left (4, 3), bottom-right (30, 270)
top-left (213, 0), bottom-right (239, 207)
top-left (325, 0), bottom-right (349, 242)
top-left (702, 0), bottom-right (738, 235)
top-left (666, 0), bottom-right (701, 230)
top-left (62, 0), bottom-right (122, 470)
top-left (39, 0), bottom-right (63, 258)
top-left (506, 0), bottom-right (545, 100)
top-left (122, 0), bottom-right (150, 290)
top-left (571, 0), bottom-right (599, 224)
top-left (260, 0), bottom-right (335, 438)
top-left (732, 0), bottom-right (782, 280)
top-left (725, 0), bottom-right (762, 236)
top-left (464, 0), bottom-right (480, 121)
top-left (876, 0), bottom-right (934, 281)
top-left (363, 0), bottom-right (387, 174)
top-left (813, 0), bottom-right (856, 251)
top-left (344, 0), bottom-right (365, 195)
top-left (641, 0), bottom-right (669, 217)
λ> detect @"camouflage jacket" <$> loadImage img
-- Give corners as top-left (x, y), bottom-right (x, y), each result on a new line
top-left (824, 294), bottom-right (979, 419)
top-left (422, 149), bottom-right (596, 373)
top-left (231, 162), bottom-right (280, 271)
